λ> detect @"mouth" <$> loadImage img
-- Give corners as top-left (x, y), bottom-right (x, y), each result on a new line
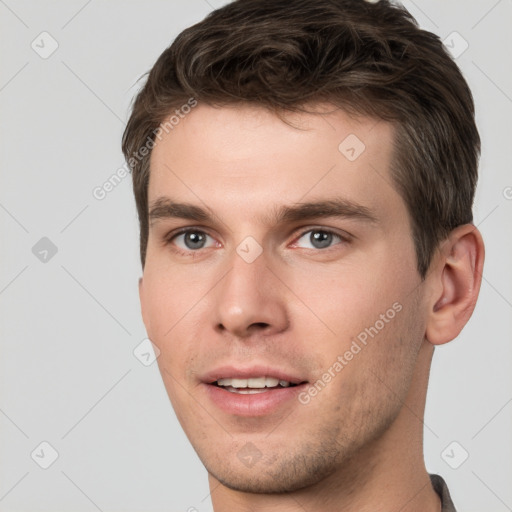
top-left (201, 366), bottom-right (309, 416)
top-left (211, 376), bottom-right (302, 394)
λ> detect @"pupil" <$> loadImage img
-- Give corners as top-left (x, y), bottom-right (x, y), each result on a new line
top-left (311, 231), bottom-right (332, 249)
top-left (185, 231), bottom-right (206, 249)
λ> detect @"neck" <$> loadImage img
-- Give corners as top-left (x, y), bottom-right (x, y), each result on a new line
top-left (209, 340), bottom-right (441, 512)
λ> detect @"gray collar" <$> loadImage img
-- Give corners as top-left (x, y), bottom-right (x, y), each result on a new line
top-left (430, 474), bottom-right (457, 512)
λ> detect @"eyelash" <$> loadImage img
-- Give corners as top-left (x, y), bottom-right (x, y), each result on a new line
top-left (164, 227), bottom-right (350, 257)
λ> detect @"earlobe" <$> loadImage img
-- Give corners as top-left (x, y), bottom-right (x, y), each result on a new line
top-left (425, 224), bottom-right (485, 346)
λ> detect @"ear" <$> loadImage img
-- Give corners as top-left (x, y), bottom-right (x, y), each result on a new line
top-left (425, 224), bottom-right (485, 346)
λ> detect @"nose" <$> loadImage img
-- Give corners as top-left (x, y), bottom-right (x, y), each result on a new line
top-left (212, 248), bottom-right (289, 339)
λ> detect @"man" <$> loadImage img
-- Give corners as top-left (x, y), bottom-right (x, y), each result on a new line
top-left (122, 1), bottom-right (484, 510)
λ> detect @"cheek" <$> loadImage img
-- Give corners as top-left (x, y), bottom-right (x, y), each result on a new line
top-left (141, 262), bottom-right (212, 375)
top-left (285, 247), bottom-right (422, 402)
top-left (287, 257), bottom-right (411, 341)
top-left (141, 258), bottom-right (205, 337)
top-left (313, 293), bottom-right (423, 430)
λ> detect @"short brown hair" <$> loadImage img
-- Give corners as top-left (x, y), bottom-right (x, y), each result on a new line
top-left (122, 0), bottom-right (480, 278)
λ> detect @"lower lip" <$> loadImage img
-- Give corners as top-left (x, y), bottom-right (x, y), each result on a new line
top-left (202, 383), bottom-right (307, 417)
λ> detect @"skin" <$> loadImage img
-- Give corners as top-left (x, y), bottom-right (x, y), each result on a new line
top-left (139, 103), bottom-right (484, 511)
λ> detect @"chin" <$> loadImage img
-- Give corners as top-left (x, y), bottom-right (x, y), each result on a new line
top-left (210, 469), bottom-right (326, 494)
top-left (203, 447), bottom-right (341, 494)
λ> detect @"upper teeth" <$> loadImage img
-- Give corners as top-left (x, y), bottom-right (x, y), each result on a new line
top-left (217, 377), bottom-right (291, 388)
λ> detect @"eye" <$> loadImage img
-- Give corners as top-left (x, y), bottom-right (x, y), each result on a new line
top-left (293, 229), bottom-right (346, 250)
top-left (169, 229), bottom-right (217, 252)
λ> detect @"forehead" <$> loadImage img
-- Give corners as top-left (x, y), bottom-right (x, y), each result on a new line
top-left (147, 103), bottom-right (401, 224)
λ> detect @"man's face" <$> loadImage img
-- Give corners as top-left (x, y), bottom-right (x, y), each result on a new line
top-left (141, 104), bottom-right (428, 492)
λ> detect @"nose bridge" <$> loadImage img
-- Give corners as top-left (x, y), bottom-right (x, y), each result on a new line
top-left (212, 243), bottom-right (288, 337)
top-left (221, 244), bottom-right (272, 310)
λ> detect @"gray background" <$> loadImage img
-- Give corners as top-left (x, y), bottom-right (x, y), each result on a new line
top-left (1, 1), bottom-right (511, 511)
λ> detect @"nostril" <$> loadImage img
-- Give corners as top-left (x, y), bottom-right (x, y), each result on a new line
top-left (251, 322), bottom-right (269, 329)
top-left (215, 321), bottom-right (272, 336)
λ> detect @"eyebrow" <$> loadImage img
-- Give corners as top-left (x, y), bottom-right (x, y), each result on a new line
top-left (148, 196), bottom-right (378, 227)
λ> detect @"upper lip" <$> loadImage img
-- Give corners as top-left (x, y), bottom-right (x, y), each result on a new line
top-left (201, 364), bottom-right (307, 385)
